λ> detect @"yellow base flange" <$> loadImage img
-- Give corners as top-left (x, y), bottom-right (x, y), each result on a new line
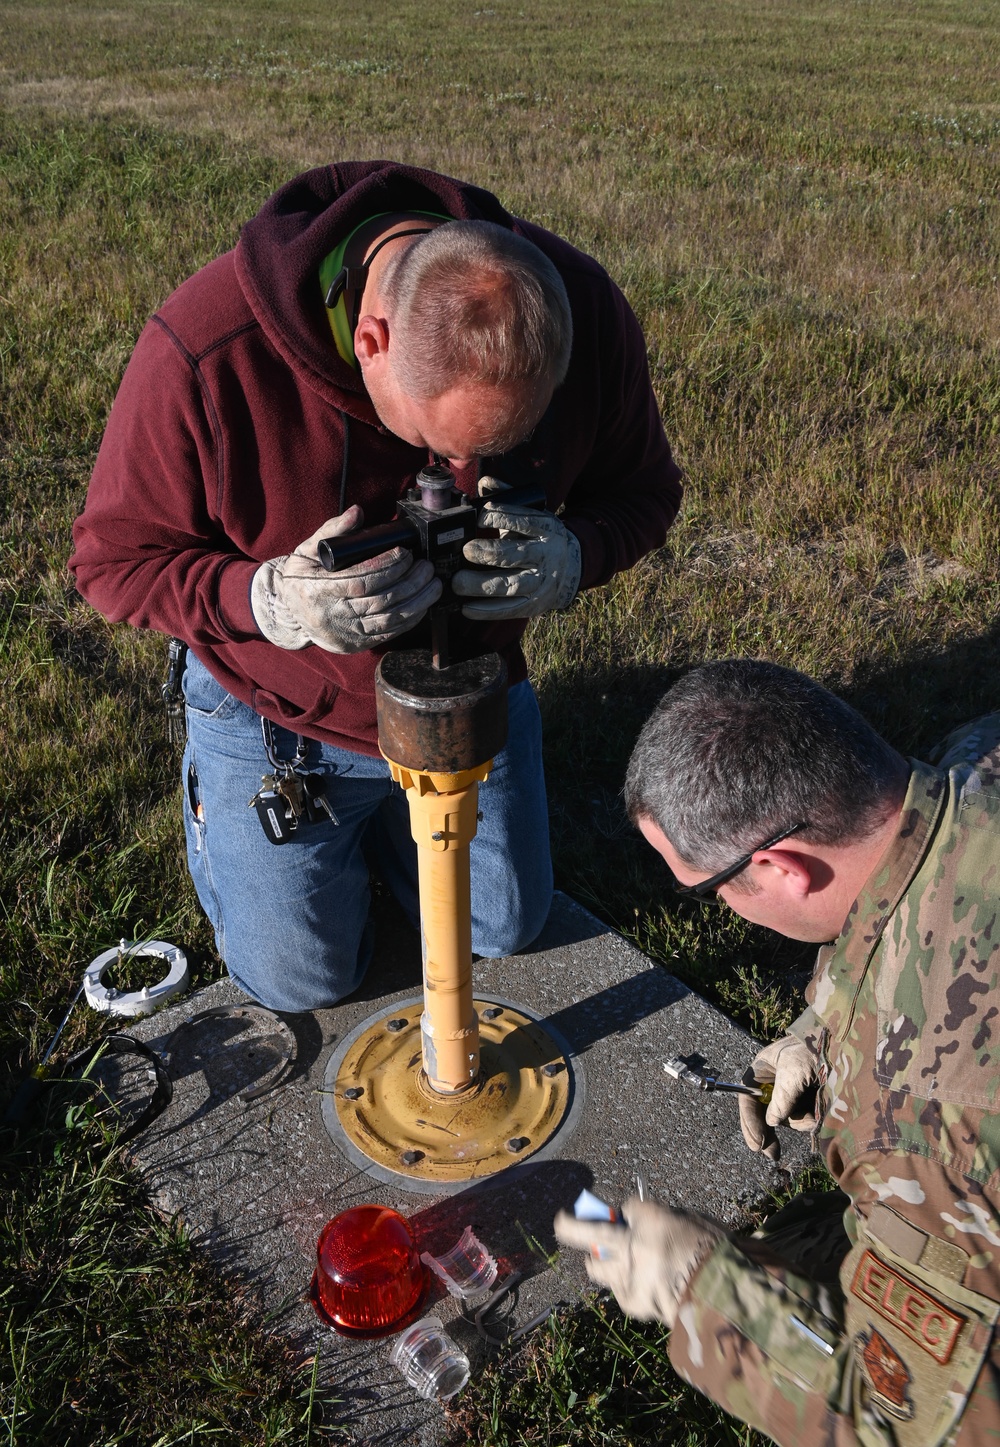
top-left (332, 1000), bottom-right (571, 1184)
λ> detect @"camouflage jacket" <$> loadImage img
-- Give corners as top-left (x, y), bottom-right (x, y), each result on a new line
top-left (669, 716), bottom-right (1000, 1446)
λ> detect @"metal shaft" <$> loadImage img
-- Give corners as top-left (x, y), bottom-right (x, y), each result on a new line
top-left (404, 774), bottom-right (482, 1093)
top-left (430, 609), bottom-right (450, 671)
top-left (40, 981), bottom-right (87, 1067)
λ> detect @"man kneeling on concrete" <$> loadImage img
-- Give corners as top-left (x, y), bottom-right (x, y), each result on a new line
top-left (71, 161), bottom-right (681, 1013)
top-left (556, 659), bottom-right (1000, 1445)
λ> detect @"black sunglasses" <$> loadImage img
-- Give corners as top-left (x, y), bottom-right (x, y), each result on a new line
top-left (671, 820), bottom-right (810, 897)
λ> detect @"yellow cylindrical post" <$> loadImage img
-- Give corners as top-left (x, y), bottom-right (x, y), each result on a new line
top-left (375, 648), bottom-right (507, 1097)
top-left (385, 762), bottom-right (491, 1095)
top-left (408, 775), bottom-right (479, 1093)
top-left (328, 647), bottom-right (573, 1185)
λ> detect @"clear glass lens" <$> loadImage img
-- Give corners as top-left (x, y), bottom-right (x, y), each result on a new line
top-left (391, 1316), bottom-right (471, 1400)
top-left (421, 1226), bottom-right (498, 1299)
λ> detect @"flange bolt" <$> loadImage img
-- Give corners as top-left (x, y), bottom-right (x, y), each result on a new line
top-left (386, 1018), bottom-right (408, 1033)
top-left (542, 1062), bottom-right (565, 1077)
top-left (343, 1086), bottom-right (364, 1100)
top-left (506, 1136), bottom-right (529, 1153)
top-left (400, 1149), bottom-right (425, 1166)
top-left (482, 1006), bottom-right (503, 1020)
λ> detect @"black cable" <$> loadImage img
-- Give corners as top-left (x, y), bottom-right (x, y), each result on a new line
top-left (63, 1033), bottom-right (173, 1143)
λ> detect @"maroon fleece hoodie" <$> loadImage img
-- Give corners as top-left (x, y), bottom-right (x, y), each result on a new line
top-left (70, 161), bottom-right (682, 754)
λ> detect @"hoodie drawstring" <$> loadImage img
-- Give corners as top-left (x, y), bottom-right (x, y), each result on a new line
top-left (338, 410), bottom-right (350, 515)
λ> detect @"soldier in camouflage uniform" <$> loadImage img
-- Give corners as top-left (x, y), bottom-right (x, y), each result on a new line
top-left (555, 660), bottom-right (1000, 1445)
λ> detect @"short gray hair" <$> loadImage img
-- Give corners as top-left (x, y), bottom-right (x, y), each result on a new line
top-left (381, 221), bottom-right (573, 399)
top-left (625, 660), bottom-right (906, 871)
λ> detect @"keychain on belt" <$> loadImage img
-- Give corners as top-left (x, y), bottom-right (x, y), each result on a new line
top-left (248, 719), bottom-right (339, 844)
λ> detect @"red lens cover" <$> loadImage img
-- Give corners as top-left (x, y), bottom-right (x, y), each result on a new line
top-left (314, 1205), bottom-right (426, 1335)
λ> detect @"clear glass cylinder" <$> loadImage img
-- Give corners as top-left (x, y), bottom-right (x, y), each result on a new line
top-left (390, 1316), bottom-right (471, 1400)
top-left (421, 1225), bottom-right (498, 1299)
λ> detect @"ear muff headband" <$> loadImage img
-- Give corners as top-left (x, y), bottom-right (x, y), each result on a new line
top-left (323, 227), bottom-right (436, 330)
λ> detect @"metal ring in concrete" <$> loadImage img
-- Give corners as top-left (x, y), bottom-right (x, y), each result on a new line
top-left (322, 995), bottom-right (584, 1195)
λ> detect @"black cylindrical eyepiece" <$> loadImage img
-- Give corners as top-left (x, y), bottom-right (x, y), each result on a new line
top-left (317, 519), bottom-right (420, 572)
top-left (416, 464), bottom-right (457, 512)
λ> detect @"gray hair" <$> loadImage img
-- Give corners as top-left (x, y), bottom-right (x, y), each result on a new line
top-left (624, 660), bottom-right (906, 872)
top-left (381, 220), bottom-right (573, 399)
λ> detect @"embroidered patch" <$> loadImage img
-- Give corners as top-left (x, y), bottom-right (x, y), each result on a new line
top-left (856, 1328), bottom-right (914, 1420)
top-left (850, 1249), bottom-right (964, 1364)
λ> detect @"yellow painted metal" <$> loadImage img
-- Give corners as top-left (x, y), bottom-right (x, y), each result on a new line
top-left (332, 1001), bottom-right (571, 1182)
top-left (384, 759), bottom-right (492, 796)
top-left (382, 753), bottom-right (493, 1095)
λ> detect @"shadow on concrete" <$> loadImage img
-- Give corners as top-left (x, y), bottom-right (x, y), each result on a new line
top-left (535, 969), bottom-right (689, 1057)
top-left (407, 1157), bottom-right (593, 1274)
top-left (141, 1110), bottom-right (282, 1189)
top-left (163, 1012), bottom-right (295, 1124)
top-left (482, 966), bottom-right (689, 1094)
top-left (277, 1009), bottom-right (326, 1082)
top-left (133, 1008), bottom-right (325, 1142)
top-left (527, 898), bottom-right (613, 950)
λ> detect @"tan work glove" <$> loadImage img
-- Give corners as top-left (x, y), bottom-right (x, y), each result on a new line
top-left (452, 477), bottom-right (581, 621)
top-left (251, 506), bottom-right (442, 652)
top-left (738, 1034), bottom-right (820, 1162)
top-left (553, 1197), bottom-right (725, 1326)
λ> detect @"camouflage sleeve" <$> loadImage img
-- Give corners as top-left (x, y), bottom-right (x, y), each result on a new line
top-left (788, 1004), bottom-right (824, 1055)
top-left (670, 1223), bottom-right (1000, 1446)
top-left (667, 1236), bottom-right (860, 1446)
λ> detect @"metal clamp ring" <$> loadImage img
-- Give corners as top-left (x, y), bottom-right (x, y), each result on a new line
top-left (166, 1003), bottom-right (296, 1103)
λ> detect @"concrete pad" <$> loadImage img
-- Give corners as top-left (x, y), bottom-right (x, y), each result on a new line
top-left (119, 892), bottom-right (810, 1445)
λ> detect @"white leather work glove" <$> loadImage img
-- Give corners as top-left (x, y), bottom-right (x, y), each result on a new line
top-left (451, 477), bottom-right (581, 621)
top-left (553, 1197), bottom-right (725, 1326)
top-left (250, 506), bottom-right (442, 653)
top-left (738, 1034), bottom-right (820, 1161)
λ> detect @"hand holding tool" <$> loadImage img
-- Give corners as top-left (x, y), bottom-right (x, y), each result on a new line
top-left (737, 1035), bottom-right (820, 1161)
top-left (252, 506), bottom-right (442, 653)
top-left (554, 1196), bottom-right (724, 1326)
top-left (452, 488), bottom-right (581, 620)
top-left (316, 467), bottom-right (551, 667)
top-left (663, 1054), bottom-right (774, 1102)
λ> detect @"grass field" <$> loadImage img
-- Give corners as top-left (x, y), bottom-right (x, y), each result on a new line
top-left (2, 0), bottom-right (998, 1441)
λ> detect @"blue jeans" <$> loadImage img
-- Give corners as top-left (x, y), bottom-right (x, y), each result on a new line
top-left (181, 652), bottom-right (553, 1011)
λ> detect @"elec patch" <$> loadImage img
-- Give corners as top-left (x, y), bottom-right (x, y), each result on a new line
top-left (850, 1249), bottom-right (964, 1364)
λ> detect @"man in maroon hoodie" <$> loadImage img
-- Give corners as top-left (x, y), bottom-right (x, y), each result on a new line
top-left (70, 161), bottom-right (683, 1012)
